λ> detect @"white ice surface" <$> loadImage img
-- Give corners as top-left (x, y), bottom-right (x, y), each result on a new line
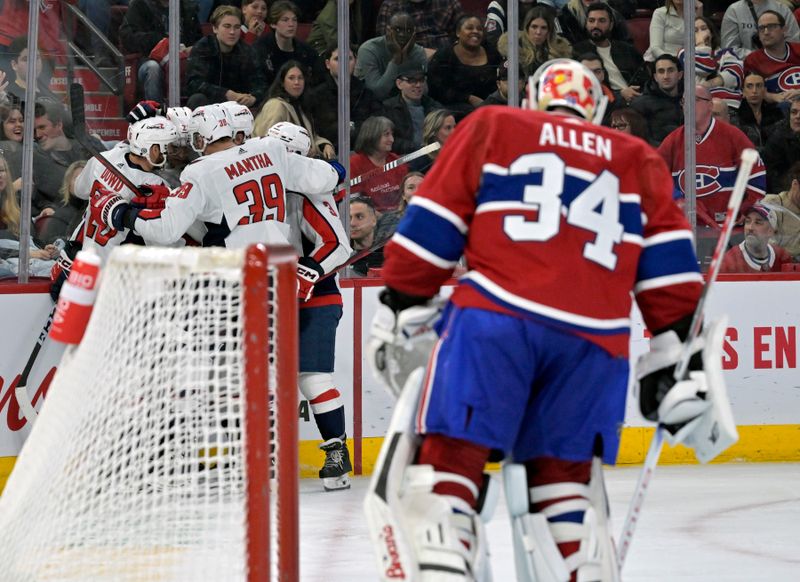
top-left (299, 463), bottom-right (800, 581)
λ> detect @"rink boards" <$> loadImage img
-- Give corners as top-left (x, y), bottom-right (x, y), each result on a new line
top-left (1, 274), bottom-right (799, 490)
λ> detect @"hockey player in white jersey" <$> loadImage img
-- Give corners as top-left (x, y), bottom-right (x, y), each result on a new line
top-left (72, 116), bottom-right (177, 264)
top-left (221, 101), bottom-right (255, 145)
top-left (89, 103), bottom-right (345, 249)
top-left (163, 106), bottom-right (197, 179)
top-left (269, 121), bottom-right (354, 491)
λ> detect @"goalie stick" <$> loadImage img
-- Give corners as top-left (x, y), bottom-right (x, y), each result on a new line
top-left (335, 142), bottom-right (440, 201)
top-left (616, 148), bottom-right (759, 568)
top-left (14, 306), bottom-right (57, 424)
top-left (69, 83), bottom-right (145, 198)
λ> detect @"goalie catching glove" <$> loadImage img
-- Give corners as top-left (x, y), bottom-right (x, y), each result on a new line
top-left (368, 287), bottom-right (444, 397)
top-left (636, 316), bottom-right (738, 463)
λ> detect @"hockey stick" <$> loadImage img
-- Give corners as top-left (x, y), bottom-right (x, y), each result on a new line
top-left (14, 305), bottom-right (57, 424)
top-left (616, 148), bottom-right (759, 568)
top-left (69, 83), bottom-right (145, 197)
top-left (319, 239), bottom-right (389, 281)
top-left (335, 142), bottom-right (440, 201)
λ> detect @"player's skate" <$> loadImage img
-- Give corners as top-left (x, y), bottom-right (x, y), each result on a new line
top-left (319, 437), bottom-right (352, 491)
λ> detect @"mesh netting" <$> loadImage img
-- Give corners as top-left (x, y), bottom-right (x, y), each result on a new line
top-left (0, 246), bottom-right (292, 582)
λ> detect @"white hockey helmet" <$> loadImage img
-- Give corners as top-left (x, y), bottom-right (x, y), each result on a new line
top-left (267, 122), bottom-right (311, 157)
top-left (166, 106), bottom-right (194, 147)
top-left (526, 59), bottom-right (608, 125)
top-left (190, 103), bottom-right (234, 154)
top-left (221, 101), bottom-right (254, 143)
top-left (128, 116), bottom-right (179, 167)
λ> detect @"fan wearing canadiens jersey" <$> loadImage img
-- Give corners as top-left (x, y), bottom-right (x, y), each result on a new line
top-left (743, 10), bottom-right (800, 105)
top-left (365, 60), bottom-right (731, 582)
top-left (88, 103), bottom-right (345, 249)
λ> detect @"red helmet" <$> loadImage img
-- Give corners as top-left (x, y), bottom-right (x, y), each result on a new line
top-left (526, 59), bottom-right (607, 124)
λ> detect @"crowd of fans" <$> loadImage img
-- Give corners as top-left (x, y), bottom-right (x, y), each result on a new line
top-left (1, 0), bottom-right (800, 278)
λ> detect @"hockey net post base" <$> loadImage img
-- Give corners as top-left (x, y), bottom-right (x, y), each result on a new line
top-left (0, 244), bottom-right (299, 582)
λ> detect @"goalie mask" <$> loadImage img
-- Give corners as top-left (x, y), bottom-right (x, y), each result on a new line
top-left (267, 122), bottom-right (311, 157)
top-left (526, 59), bottom-right (607, 125)
top-left (128, 116), bottom-right (179, 168)
top-left (221, 101), bottom-right (254, 145)
top-left (166, 106), bottom-right (194, 147)
top-left (190, 104), bottom-right (234, 154)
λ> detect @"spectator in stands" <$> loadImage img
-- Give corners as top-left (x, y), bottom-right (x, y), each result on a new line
top-left (0, 104), bottom-right (23, 183)
top-left (721, 0), bottom-right (800, 54)
top-left (610, 107), bottom-right (651, 142)
top-left (382, 67), bottom-right (442, 154)
top-left (485, 0), bottom-right (538, 48)
top-left (427, 14), bottom-right (503, 117)
top-left (185, 6), bottom-right (266, 108)
top-left (0, 154), bottom-right (59, 277)
top-left (254, 0), bottom-right (326, 88)
top-left (762, 96), bottom-right (800, 192)
top-left (375, 0), bottom-right (464, 55)
top-left (120, 0), bottom-right (202, 103)
top-left (480, 62), bottom-right (518, 106)
top-left (679, 16), bottom-right (745, 112)
top-left (631, 53), bottom-right (683, 144)
top-left (498, 6), bottom-right (572, 78)
top-left (253, 60), bottom-right (335, 158)
top-left (307, 44), bottom-right (384, 145)
top-left (762, 161), bottom-right (800, 258)
top-left (721, 203), bottom-right (792, 272)
top-left (658, 85), bottom-right (765, 231)
top-left (40, 160), bottom-right (87, 244)
top-left (240, 0), bottom-right (269, 45)
top-left (579, 52), bottom-right (620, 124)
top-left (349, 194), bottom-right (383, 275)
top-left (647, 0), bottom-right (703, 61)
top-left (744, 11), bottom-right (800, 105)
top-left (374, 169), bottom-right (424, 243)
top-left (5, 37), bottom-right (60, 108)
top-left (559, 0), bottom-right (632, 46)
top-left (355, 12), bottom-right (428, 101)
top-left (572, 3), bottom-right (647, 105)
top-left (32, 101), bottom-right (93, 216)
top-left (736, 71), bottom-right (784, 146)
top-left (307, 0), bottom-right (366, 55)
top-left (409, 108), bottom-right (455, 173)
top-left (0, 0), bottom-right (62, 81)
top-left (349, 116), bottom-right (407, 212)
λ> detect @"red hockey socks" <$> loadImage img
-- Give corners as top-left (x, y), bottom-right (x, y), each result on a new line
top-left (416, 434), bottom-right (490, 508)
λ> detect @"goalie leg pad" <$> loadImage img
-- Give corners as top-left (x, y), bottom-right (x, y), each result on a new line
top-left (503, 458), bottom-right (621, 582)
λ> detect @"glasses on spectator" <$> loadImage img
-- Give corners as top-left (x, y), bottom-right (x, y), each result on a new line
top-left (757, 22), bottom-right (781, 33)
top-left (399, 76), bottom-right (426, 84)
top-left (611, 121), bottom-right (629, 130)
top-left (391, 26), bottom-right (415, 34)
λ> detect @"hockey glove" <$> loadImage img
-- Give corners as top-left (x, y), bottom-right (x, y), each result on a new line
top-left (327, 159), bottom-right (347, 186)
top-left (368, 288), bottom-right (444, 397)
top-left (49, 247), bottom-right (74, 301)
top-left (131, 184), bottom-right (171, 210)
top-left (636, 317), bottom-right (737, 462)
top-left (126, 100), bottom-right (161, 123)
top-left (90, 188), bottom-right (129, 233)
top-left (296, 257), bottom-right (324, 302)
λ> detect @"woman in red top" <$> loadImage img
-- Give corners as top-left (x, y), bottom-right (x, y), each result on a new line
top-left (349, 116), bottom-right (407, 213)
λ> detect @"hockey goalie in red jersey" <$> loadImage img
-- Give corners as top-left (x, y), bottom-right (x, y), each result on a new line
top-left (365, 60), bottom-right (735, 582)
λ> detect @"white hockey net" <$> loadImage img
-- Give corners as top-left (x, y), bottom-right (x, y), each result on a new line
top-left (0, 245), bottom-right (299, 582)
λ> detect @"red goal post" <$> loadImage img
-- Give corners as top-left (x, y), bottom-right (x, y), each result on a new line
top-left (0, 244), bottom-right (299, 582)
